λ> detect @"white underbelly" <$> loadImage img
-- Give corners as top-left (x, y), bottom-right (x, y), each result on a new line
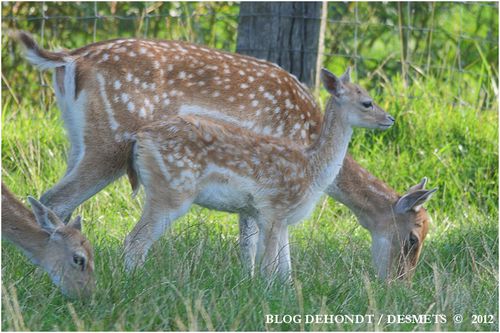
top-left (195, 183), bottom-right (254, 214)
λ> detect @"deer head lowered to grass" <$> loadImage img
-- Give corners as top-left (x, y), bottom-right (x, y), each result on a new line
top-left (1, 183), bottom-right (95, 298)
top-left (12, 31), bottom-right (436, 280)
top-left (124, 68), bottom-right (394, 278)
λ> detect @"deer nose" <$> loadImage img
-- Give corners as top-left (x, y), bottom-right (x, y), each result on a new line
top-left (387, 115), bottom-right (395, 122)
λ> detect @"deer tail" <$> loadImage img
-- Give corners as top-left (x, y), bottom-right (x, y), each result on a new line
top-left (9, 30), bottom-right (70, 70)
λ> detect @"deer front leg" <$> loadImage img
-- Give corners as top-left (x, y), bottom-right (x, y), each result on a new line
top-left (40, 147), bottom-right (128, 222)
top-left (277, 227), bottom-right (292, 281)
top-left (255, 216), bottom-right (285, 279)
top-left (123, 196), bottom-right (192, 272)
top-left (239, 214), bottom-right (259, 276)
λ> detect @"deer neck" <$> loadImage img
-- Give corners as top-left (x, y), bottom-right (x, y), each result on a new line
top-left (2, 207), bottom-right (49, 265)
top-left (327, 155), bottom-right (400, 231)
top-left (306, 98), bottom-right (353, 192)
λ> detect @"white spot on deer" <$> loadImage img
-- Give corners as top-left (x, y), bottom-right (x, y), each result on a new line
top-left (255, 109), bottom-right (261, 116)
top-left (139, 107), bottom-right (146, 118)
top-left (113, 55), bottom-right (120, 61)
top-left (213, 91), bottom-right (220, 98)
top-left (262, 126), bottom-right (272, 135)
top-left (197, 69), bottom-right (205, 75)
top-left (276, 122), bottom-right (284, 135)
top-left (293, 123), bottom-right (301, 130)
top-left (126, 73), bottom-right (133, 82)
top-left (127, 102), bottom-right (135, 112)
top-left (224, 85), bottom-right (231, 90)
top-left (258, 86), bottom-right (265, 92)
top-left (129, 51), bottom-right (136, 57)
top-left (163, 98), bottom-right (171, 106)
top-left (154, 61), bottom-right (160, 69)
top-left (142, 82), bottom-right (148, 90)
top-left (248, 93), bottom-right (256, 99)
top-left (154, 95), bottom-right (160, 103)
top-left (223, 69), bottom-right (231, 75)
top-left (238, 70), bottom-right (245, 76)
top-left (248, 76), bottom-right (255, 82)
top-left (263, 92), bottom-right (275, 100)
top-left (251, 100), bottom-right (259, 107)
top-left (101, 53), bottom-right (109, 62)
top-left (168, 80), bottom-right (174, 85)
top-left (139, 47), bottom-right (147, 54)
top-left (167, 64), bottom-right (174, 72)
top-left (96, 73), bottom-right (119, 131)
top-left (197, 81), bottom-right (206, 86)
top-left (301, 129), bottom-right (307, 139)
top-left (240, 83), bottom-right (249, 89)
top-left (178, 71), bottom-right (186, 80)
top-left (274, 107), bottom-right (281, 114)
top-left (113, 80), bottom-right (122, 90)
top-left (228, 96), bottom-right (235, 102)
top-left (121, 93), bottom-right (129, 103)
top-left (134, 77), bottom-right (140, 85)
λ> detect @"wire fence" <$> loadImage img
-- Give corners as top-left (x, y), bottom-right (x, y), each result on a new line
top-left (2, 1), bottom-right (498, 111)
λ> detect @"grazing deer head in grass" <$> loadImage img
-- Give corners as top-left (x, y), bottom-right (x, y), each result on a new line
top-left (370, 178), bottom-right (437, 280)
top-left (2, 184), bottom-right (95, 298)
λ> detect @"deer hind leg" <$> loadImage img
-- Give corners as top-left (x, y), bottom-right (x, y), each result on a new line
top-left (123, 194), bottom-right (193, 272)
top-left (40, 144), bottom-right (129, 222)
top-left (239, 214), bottom-right (259, 276)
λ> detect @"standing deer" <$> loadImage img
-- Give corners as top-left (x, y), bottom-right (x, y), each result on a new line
top-left (11, 31), bottom-right (436, 280)
top-left (1, 183), bottom-right (95, 298)
top-left (125, 68), bottom-right (394, 276)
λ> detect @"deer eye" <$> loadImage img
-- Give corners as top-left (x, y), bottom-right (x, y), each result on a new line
top-left (362, 101), bottom-right (373, 109)
top-left (408, 233), bottom-right (419, 247)
top-left (73, 254), bottom-right (86, 270)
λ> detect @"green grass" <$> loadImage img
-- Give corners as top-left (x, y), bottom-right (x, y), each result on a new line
top-left (2, 69), bottom-right (498, 330)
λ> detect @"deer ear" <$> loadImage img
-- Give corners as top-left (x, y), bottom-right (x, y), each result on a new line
top-left (68, 215), bottom-right (82, 231)
top-left (407, 177), bottom-right (428, 193)
top-left (321, 68), bottom-right (345, 96)
top-left (340, 66), bottom-right (351, 84)
top-left (394, 188), bottom-right (437, 214)
top-left (28, 196), bottom-right (64, 233)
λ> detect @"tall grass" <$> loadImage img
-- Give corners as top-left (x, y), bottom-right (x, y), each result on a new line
top-left (1, 2), bottom-right (498, 331)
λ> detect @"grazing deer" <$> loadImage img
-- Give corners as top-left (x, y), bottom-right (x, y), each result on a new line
top-left (1, 183), bottom-right (95, 298)
top-left (12, 31), bottom-right (435, 280)
top-left (124, 68), bottom-right (394, 276)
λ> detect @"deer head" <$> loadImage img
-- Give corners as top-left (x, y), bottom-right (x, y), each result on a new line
top-left (370, 178), bottom-right (437, 280)
top-left (27, 197), bottom-right (95, 298)
top-left (320, 68), bottom-right (395, 130)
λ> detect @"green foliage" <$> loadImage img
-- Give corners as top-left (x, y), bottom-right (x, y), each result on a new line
top-left (1, 2), bottom-right (498, 331)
